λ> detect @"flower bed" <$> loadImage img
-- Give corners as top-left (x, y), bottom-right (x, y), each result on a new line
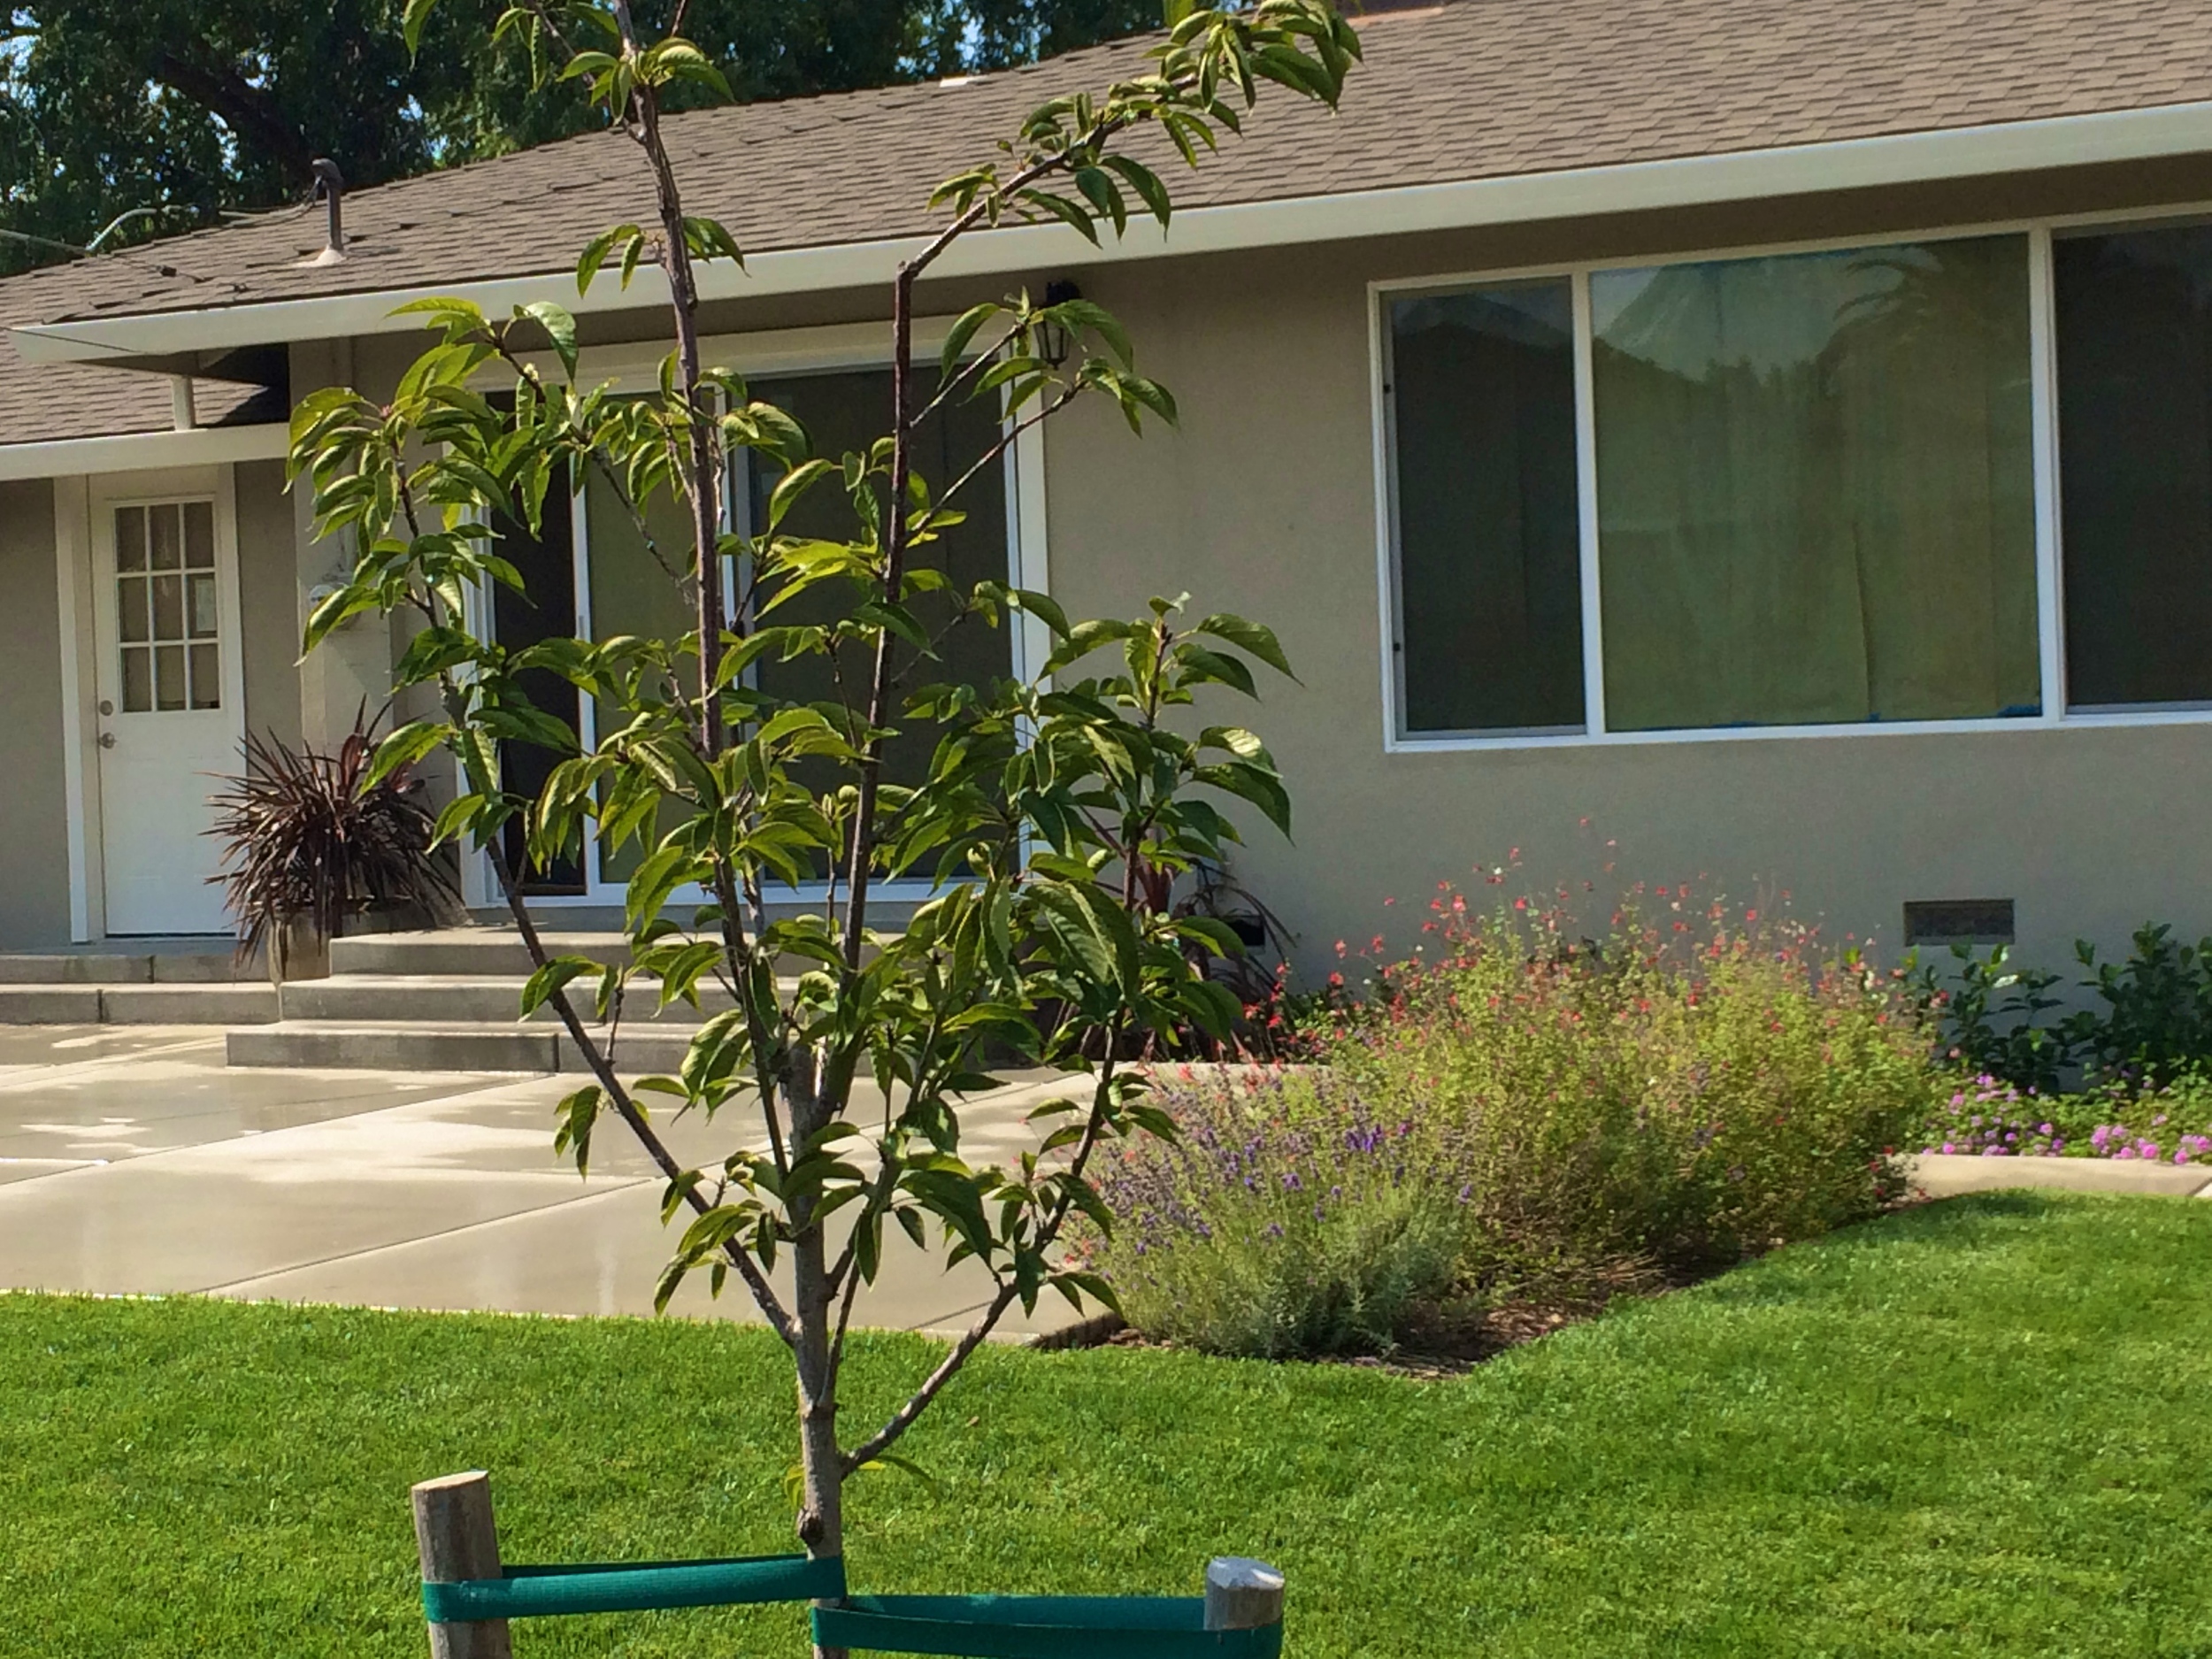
top-left (1920, 1071), bottom-right (2212, 1164)
top-left (1087, 888), bottom-right (1937, 1358)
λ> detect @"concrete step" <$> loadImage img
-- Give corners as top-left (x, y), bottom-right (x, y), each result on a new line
top-left (0, 944), bottom-right (248, 984)
top-left (279, 972), bottom-right (744, 1025)
top-left (0, 981), bottom-right (278, 1025)
top-left (329, 929), bottom-right (633, 977)
top-left (227, 1018), bottom-right (701, 1073)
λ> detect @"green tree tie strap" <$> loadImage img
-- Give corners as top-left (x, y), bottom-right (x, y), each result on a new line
top-left (810, 1594), bottom-right (1283, 1658)
top-left (421, 1553), bottom-right (846, 1622)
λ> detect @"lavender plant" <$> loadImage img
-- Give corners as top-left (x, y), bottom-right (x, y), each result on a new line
top-left (1082, 1064), bottom-right (1463, 1356)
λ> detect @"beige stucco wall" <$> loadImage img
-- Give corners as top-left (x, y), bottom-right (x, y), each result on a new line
top-left (235, 458), bottom-right (303, 750)
top-left (1041, 166), bottom-right (2212, 984)
top-left (0, 479), bottom-right (71, 946)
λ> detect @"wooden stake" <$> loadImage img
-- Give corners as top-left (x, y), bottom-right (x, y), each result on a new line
top-left (411, 1471), bottom-right (512, 1659)
top-left (1203, 1556), bottom-right (1285, 1632)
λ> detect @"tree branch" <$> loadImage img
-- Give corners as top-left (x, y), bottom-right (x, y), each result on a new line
top-left (840, 1050), bottom-right (1124, 1474)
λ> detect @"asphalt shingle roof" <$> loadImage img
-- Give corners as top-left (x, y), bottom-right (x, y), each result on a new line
top-left (7, 0), bottom-right (2212, 448)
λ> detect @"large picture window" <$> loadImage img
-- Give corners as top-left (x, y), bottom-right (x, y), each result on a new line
top-left (2055, 223), bottom-right (2212, 710)
top-left (1382, 231), bottom-right (2086, 745)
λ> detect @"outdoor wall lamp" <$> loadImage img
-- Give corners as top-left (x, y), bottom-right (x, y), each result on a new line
top-left (1038, 279), bottom-right (1083, 367)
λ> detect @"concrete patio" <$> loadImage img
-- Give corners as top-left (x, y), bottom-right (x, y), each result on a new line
top-left (0, 1025), bottom-right (1087, 1338)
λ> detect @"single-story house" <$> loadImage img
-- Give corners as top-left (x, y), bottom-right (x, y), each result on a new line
top-left (4, 0), bottom-right (2212, 981)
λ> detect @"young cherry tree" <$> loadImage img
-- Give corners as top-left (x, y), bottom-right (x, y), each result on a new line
top-left (292, 0), bottom-right (1358, 1623)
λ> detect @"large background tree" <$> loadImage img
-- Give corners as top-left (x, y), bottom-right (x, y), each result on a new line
top-left (0, 0), bottom-right (1156, 273)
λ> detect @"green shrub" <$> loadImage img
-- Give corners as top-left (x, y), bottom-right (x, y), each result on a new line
top-left (1918, 924), bottom-right (2212, 1094)
top-left (1335, 891), bottom-right (1932, 1272)
top-left (1087, 890), bottom-right (1936, 1359)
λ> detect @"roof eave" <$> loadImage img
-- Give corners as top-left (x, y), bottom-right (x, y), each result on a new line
top-left (19, 97), bottom-right (2212, 366)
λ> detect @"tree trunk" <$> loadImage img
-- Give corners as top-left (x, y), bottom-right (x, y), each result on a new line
top-left (787, 1070), bottom-right (849, 1659)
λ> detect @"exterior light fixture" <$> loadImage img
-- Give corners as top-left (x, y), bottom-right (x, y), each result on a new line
top-left (1039, 279), bottom-right (1083, 367)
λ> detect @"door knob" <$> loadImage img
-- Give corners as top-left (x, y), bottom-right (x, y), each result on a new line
top-left (98, 732), bottom-right (116, 749)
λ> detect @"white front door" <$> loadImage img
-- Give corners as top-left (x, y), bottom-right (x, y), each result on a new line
top-left (90, 476), bottom-right (243, 935)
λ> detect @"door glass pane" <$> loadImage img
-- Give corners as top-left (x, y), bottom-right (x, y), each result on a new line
top-left (188, 573), bottom-right (219, 638)
top-left (1388, 279), bottom-right (1583, 733)
top-left (150, 503), bottom-right (182, 571)
top-left (188, 643), bottom-right (221, 710)
top-left (118, 576), bottom-right (149, 643)
top-left (121, 647), bottom-right (151, 712)
top-left (154, 644), bottom-right (186, 711)
top-left (182, 501), bottom-right (215, 569)
top-left (2055, 223), bottom-right (2212, 708)
top-left (1593, 235), bottom-right (2038, 730)
top-left (115, 507), bottom-right (146, 572)
top-left (151, 574), bottom-right (184, 641)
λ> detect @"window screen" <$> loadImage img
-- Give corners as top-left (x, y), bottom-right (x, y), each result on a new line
top-left (2055, 223), bottom-right (2212, 709)
top-left (1387, 280), bottom-right (1583, 733)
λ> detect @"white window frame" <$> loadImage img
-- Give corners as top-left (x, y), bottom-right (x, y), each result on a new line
top-left (480, 316), bottom-right (1049, 908)
top-left (1371, 199), bottom-right (2212, 753)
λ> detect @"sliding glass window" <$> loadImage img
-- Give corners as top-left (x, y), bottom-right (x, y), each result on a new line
top-left (1386, 280), bottom-right (1583, 734)
top-left (1387, 236), bottom-right (2041, 741)
top-left (2055, 223), bottom-right (2212, 710)
top-left (1591, 236), bottom-right (2039, 731)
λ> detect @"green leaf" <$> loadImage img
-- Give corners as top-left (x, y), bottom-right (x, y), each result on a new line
top-left (681, 216), bottom-right (745, 268)
top-left (402, 0), bottom-right (442, 55)
top-left (1009, 588), bottom-right (1071, 640)
top-left (1173, 915), bottom-right (1245, 958)
top-left (1050, 1268), bottom-right (1124, 1317)
top-left (1193, 760), bottom-right (1292, 837)
top-left (551, 1084), bottom-right (603, 1176)
top-left (766, 459), bottom-right (834, 531)
top-left (365, 720), bottom-right (452, 791)
top-left (517, 300), bottom-right (578, 377)
top-left (1100, 154), bottom-right (1173, 229)
top-left (939, 303), bottom-right (1001, 380)
top-left (1172, 643), bottom-right (1256, 696)
top-left (520, 955), bottom-right (596, 1018)
top-left (1072, 165), bottom-right (1126, 237)
top-left (1047, 298), bottom-right (1133, 371)
top-left (1195, 613), bottom-right (1295, 680)
top-left (1015, 188), bottom-right (1100, 246)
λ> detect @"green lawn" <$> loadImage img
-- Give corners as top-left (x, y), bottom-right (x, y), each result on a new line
top-left (4, 1193), bottom-right (2209, 1657)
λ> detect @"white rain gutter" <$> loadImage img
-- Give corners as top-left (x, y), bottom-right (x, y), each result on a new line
top-left (13, 97), bottom-right (2212, 365)
top-left (0, 421), bottom-right (289, 482)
